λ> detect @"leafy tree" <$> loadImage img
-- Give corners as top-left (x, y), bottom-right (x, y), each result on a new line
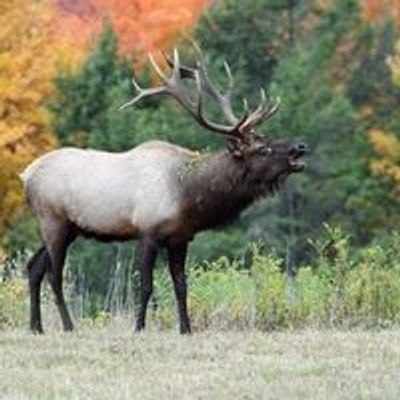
top-left (50, 22), bottom-right (223, 152)
top-left (369, 129), bottom-right (400, 201)
top-left (192, 0), bottom-right (371, 269)
top-left (50, 22), bottom-right (136, 150)
top-left (195, 0), bottom-right (306, 96)
top-left (0, 0), bottom-right (80, 242)
top-left (363, 39), bottom-right (400, 228)
top-left (10, 0), bottom-right (400, 307)
top-left (191, 0), bottom-right (400, 266)
top-left (55, 0), bottom-right (207, 56)
top-left (361, 0), bottom-right (400, 23)
top-left (347, 21), bottom-right (399, 131)
top-left (345, 11), bottom-right (400, 236)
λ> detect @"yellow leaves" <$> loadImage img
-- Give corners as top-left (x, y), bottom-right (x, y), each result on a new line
top-left (369, 129), bottom-right (400, 200)
top-left (0, 2), bottom-right (50, 230)
top-left (387, 41), bottom-right (400, 87)
top-left (367, 36), bottom-right (400, 202)
top-left (0, 0), bottom-right (80, 235)
top-left (369, 129), bottom-right (400, 159)
top-left (312, 0), bottom-right (333, 12)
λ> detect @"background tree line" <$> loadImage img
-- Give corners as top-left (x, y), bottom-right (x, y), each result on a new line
top-left (1, 0), bottom-right (400, 312)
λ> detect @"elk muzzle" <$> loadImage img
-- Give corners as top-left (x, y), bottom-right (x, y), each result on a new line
top-left (288, 142), bottom-right (307, 172)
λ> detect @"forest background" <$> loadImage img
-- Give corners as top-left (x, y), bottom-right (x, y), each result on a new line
top-left (1, 0), bottom-right (400, 324)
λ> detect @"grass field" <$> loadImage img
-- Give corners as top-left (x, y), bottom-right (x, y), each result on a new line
top-left (1, 319), bottom-right (400, 400)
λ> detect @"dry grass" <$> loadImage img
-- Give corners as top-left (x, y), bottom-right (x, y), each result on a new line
top-left (1, 319), bottom-right (400, 400)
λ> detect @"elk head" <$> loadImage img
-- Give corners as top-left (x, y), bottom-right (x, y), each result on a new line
top-left (120, 42), bottom-right (307, 188)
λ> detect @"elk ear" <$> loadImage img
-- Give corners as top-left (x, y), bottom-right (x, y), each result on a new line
top-left (251, 140), bottom-right (272, 154)
top-left (227, 138), bottom-right (246, 158)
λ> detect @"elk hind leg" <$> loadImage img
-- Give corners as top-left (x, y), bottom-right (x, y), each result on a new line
top-left (135, 237), bottom-right (158, 332)
top-left (41, 218), bottom-right (76, 332)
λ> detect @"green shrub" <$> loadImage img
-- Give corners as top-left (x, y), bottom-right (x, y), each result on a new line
top-left (0, 255), bottom-right (28, 328)
top-left (289, 266), bottom-right (331, 327)
top-left (251, 249), bottom-right (287, 329)
top-left (189, 257), bottom-right (256, 329)
top-left (2, 227), bottom-right (400, 331)
top-left (344, 246), bottom-right (400, 325)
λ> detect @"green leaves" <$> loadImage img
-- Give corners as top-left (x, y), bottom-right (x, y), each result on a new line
top-left (50, 23), bottom-right (135, 150)
top-left (41, 1), bottom-right (400, 303)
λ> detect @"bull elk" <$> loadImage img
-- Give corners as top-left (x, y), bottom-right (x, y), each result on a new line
top-left (21, 43), bottom-right (307, 334)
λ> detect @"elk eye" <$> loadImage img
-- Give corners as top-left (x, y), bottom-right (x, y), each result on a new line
top-left (263, 147), bottom-right (273, 156)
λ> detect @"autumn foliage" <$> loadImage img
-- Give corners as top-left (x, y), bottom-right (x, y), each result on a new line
top-left (55, 0), bottom-right (208, 57)
top-left (361, 0), bottom-right (400, 22)
top-left (368, 36), bottom-right (400, 201)
top-left (0, 0), bottom-right (207, 238)
top-left (1, 0), bottom-right (400, 253)
top-left (0, 0), bottom-right (79, 234)
top-left (369, 129), bottom-right (400, 200)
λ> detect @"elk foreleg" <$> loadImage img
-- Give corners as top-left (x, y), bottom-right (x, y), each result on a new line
top-left (167, 241), bottom-right (191, 334)
top-left (135, 237), bottom-right (158, 332)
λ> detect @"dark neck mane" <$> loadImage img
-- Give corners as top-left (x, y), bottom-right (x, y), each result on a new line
top-left (182, 151), bottom-right (277, 233)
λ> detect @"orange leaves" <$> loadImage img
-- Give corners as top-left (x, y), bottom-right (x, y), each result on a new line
top-left (54, 0), bottom-right (208, 59)
top-left (361, 0), bottom-right (400, 23)
top-left (362, 0), bottom-right (387, 21)
top-left (369, 129), bottom-right (400, 200)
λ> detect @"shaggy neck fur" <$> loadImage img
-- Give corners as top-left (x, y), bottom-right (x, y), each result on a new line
top-left (182, 151), bottom-right (286, 233)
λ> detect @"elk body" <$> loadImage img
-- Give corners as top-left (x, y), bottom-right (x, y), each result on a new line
top-left (22, 45), bottom-right (307, 334)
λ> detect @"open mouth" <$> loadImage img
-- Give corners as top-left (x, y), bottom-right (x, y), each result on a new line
top-left (289, 149), bottom-right (307, 172)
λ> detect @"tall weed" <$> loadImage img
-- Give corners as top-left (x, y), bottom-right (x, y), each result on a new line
top-left (2, 226), bottom-right (400, 330)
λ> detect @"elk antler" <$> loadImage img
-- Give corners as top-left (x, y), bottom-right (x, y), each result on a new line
top-left (119, 43), bottom-right (280, 142)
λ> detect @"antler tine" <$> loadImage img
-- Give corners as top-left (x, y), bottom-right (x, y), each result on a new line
top-left (120, 42), bottom-right (281, 140)
top-left (240, 91), bottom-right (280, 131)
top-left (118, 84), bottom-right (165, 110)
top-left (164, 41), bottom-right (241, 127)
top-left (191, 41), bottom-right (239, 125)
top-left (131, 75), bottom-right (142, 92)
top-left (194, 70), bottom-right (205, 123)
top-left (249, 88), bottom-right (268, 122)
top-left (223, 61), bottom-right (234, 93)
top-left (243, 98), bottom-right (249, 114)
top-left (253, 88), bottom-right (267, 115)
top-left (120, 51), bottom-right (184, 111)
top-left (191, 39), bottom-right (205, 63)
top-left (193, 70), bottom-right (244, 139)
top-left (260, 88), bottom-right (267, 104)
top-left (148, 53), bottom-right (168, 82)
top-left (164, 51), bottom-right (196, 80)
top-left (192, 39), bottom-right (232, 95)
top-left (172, 48), bottom-right (180, 79)
top-left (265, 96), bottom-right (281, 118)
top-left (257, 95), bottom-right (281, 122)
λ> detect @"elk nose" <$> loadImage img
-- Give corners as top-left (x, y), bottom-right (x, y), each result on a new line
top-left (289, 142), bottom-right (307, 157)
